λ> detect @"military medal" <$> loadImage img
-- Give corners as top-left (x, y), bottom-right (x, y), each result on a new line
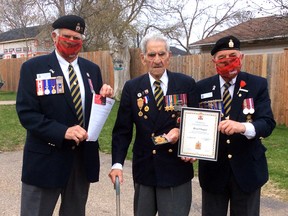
top-left (143, 96), bottom-right (149, 112)
top-left (36, 79), bottom-right (44, 96)
top-left (44, 79), bottom-right (50, 95)
top-left (56, 76), bottom-right (64, 94)
top-left (243, 98), bottom-right (255, 115)
top-left (137, 98), bottom-right (144, 117)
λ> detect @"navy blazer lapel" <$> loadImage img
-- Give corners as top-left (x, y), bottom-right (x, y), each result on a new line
top-left (230, 72), bottom-right (248, 120)
top-left (47, 52), bottom-right (74, 114)
top-left (211, 75), bottom-right (222, 100)
top-left (154, 71), bottom-right (179, 130)
top-left (138, 74), bottom-right (158, 123)
top-left (78, 58), bottom-right (94, 128)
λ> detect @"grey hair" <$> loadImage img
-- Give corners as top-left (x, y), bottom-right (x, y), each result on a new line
top-left (52, 29), bottom-right (86, 40)
top-left (140, 34), bottom-right (170, 54)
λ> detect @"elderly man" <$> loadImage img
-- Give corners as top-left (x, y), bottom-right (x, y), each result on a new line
top-left (16, 15), bottom-right (113, 216)
top-left (109, 34), bottom-right (198, 216)
top-left (196, 35), bottom-right (275, 216)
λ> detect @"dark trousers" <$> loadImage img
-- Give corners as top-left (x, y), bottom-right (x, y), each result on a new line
top-left (202, 174), bottom-right (261, 216)
top-left (20, 149), bottom-right (90, 216)
top-left (134, 181), bottom-right (192, 216)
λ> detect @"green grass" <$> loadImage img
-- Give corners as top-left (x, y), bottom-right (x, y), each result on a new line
top-left (0, 91), bottom-right (287, 200)
top-left (0, 105), bottom-right (26, 151)
top-left (0, 91), bottom-right (17, 100)
top-left (263, 125), bottom-right (288, 191)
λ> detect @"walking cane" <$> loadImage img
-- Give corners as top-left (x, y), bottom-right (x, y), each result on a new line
top-left (114, 176), bottom-right (121, 216)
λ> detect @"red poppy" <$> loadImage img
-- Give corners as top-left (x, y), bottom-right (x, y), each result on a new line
top-left (240, 80), bottom-right (246, 88)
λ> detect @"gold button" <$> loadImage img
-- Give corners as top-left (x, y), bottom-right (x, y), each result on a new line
top-left (151, 133), bottom-right (155, 137)
top-left (168, 149), bottom-right (173, 153)
top-left (228, 154), bottom-right (232, 159)
top-left (226, 139), bottom-right (230, 144)
top-left (172, 114), bottom-right (176, 118)
top-left (152, 150), bottom-right (156, 154)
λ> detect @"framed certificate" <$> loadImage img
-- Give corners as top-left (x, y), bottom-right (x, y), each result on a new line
top-left (178, 107), bottom-right (221, 161)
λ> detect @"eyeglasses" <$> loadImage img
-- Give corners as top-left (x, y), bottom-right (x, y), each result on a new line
top-left (146, 51), bottom-right (168, 60)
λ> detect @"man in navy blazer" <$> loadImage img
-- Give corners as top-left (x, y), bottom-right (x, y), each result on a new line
top-left (108, 34), bottom-right (198, 216)
top-left (16, 15), bottom-right (113, 216)
top-left (196, 35), bottom-right (275, 215)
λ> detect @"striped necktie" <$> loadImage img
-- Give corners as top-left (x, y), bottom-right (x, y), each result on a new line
top-left (154, 80), bottom-right (164, 110)
top-left (68, 64), bottom-right (84, 126)
top-left (223, 82), bottom-right (232, 118)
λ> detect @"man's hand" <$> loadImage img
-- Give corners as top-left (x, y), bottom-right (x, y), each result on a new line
top-left (163, 128), bottom-right (179, 144)
top-left (100, 84), bottom-right (114, 98)
top-left (65, 125), bottom-right (88, 145)
top-left (108, 169), bottom-right (123, 184)
top-left (218, 119), bottom-right (246, 135)
top-left (181, 157), bottom-right (197, 163)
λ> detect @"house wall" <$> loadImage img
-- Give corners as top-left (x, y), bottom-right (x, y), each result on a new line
top-left (0, 38), bottom-right (53, 59)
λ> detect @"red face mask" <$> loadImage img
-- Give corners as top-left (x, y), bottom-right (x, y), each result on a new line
top-left (56, 36), bottom-right (83, 59)
top-left (214, 56), bottom-right (241, 79)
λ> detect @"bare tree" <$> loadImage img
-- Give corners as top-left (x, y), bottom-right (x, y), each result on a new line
top-left (135, 0), bottom-right (254, 53)
top-left (247, 0), bottom-right (288, 16)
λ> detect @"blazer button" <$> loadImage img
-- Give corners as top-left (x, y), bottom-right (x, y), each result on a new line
top-left (226, 139), bottom-right (230, 144)
top-left (228, 154), bottom-right (232, 159)
top-left (151, 133), bottom-right (155, 137)
top-left (168, 149), bottom-right (173, 153)
top-left (152, 150), bottom-right (156, 154)
top-left (172, 114), bottom-right (176, 118)
top-left (72, 146), bottom-right (76, 150)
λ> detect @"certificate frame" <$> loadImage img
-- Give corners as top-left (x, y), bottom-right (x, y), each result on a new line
top-left (178, 107), bottom-right (221, 161)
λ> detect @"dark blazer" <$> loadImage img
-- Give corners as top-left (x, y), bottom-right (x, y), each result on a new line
top-left (196, 72), bottom-right (275, 193)
top-left (112, 71), bottom-right (198, 187)
top-left (16, 51), bottom-right (103, 188)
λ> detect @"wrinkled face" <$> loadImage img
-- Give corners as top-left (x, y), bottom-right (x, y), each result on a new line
top-left (141, 40), bottom-right (171, 80)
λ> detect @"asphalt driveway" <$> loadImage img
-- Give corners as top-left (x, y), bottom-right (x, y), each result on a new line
top-left (1, 150), bottom-right (288, 216)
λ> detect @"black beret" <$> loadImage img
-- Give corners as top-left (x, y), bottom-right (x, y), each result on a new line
top-left (211, 35), bottom-right (240, 56)
top-left (52, 15), bottom-right (85, 34)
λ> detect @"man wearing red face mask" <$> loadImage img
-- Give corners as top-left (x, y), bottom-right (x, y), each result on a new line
top-left (196, 35), bottom-right (275, 216)
top-left (16, 15), bottom-right (113, 216)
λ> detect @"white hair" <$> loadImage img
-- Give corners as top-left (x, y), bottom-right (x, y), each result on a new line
top-left (140, 34), bottom-right (170, 54)
top-left (52, 29), bottom-right (86, 40)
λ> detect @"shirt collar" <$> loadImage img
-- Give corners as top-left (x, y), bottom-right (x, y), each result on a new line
top-left (219, 75), bottom-right (237, 88)
top-left (149, 70), bottom-right (168, 88)
top-left (55, 50), bottom-right (78, 68)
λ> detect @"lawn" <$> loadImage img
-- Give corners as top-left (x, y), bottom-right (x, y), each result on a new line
top-left (0, 91), bottom-right (287, 201)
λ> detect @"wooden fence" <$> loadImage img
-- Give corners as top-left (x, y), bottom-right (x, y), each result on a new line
top-left (0, 49), bottom-right (287, 126)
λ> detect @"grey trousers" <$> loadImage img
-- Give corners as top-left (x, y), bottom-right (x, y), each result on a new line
top-left (20, 149), bottom-right (90, 216)
top-left (134, 181), bottom-right (192, 216)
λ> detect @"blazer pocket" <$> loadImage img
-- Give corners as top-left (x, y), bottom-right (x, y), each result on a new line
top-left (26, 139), bottom-right (52, 155)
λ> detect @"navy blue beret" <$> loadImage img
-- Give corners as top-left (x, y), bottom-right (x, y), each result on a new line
top-left (211, 35), bottom-right (240, 56)
top-left (52, 15), bottom-right (85, 34)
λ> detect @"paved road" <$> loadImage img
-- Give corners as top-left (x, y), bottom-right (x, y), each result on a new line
top-left (1, 150), bottom-right (288, 216)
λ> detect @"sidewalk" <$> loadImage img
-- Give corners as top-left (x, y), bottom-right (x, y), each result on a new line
top-left (0, 100), bottom-right (16, 105)
top-left (1, 150), bottom-right (288, 216)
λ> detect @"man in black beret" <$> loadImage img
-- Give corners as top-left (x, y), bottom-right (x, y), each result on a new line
top-left (196, 35), bottom-right (275, 215)
top-left (17, 15), bottom-right (113, 216)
